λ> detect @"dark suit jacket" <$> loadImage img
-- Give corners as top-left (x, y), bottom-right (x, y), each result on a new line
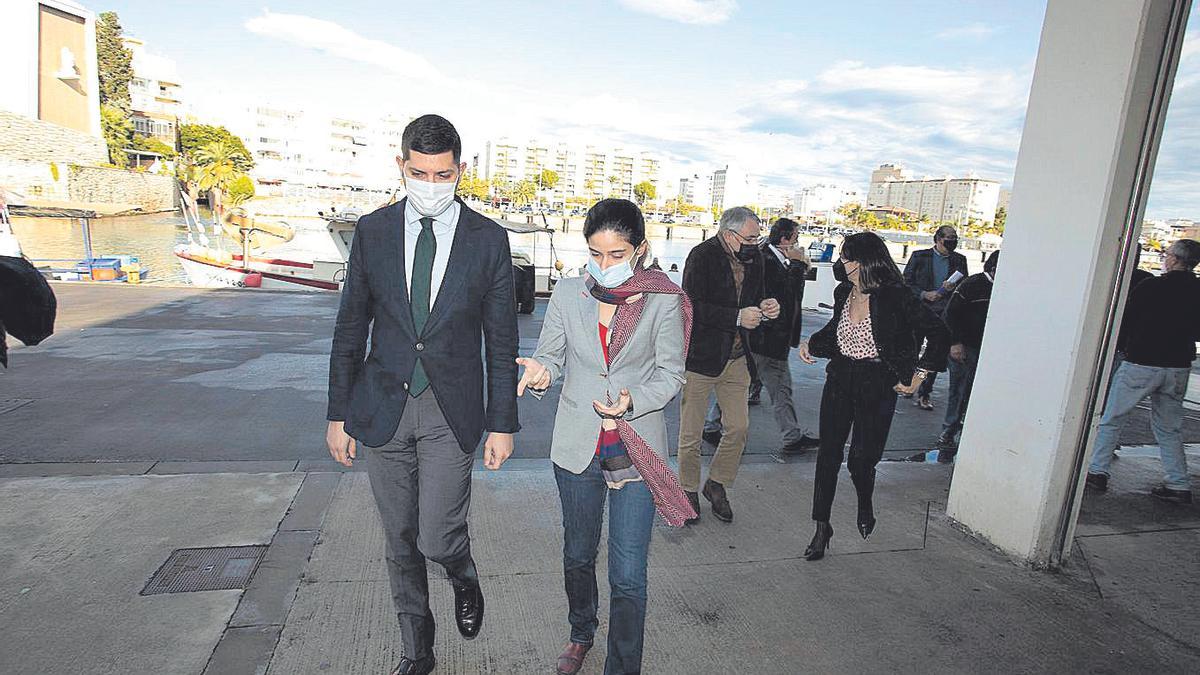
top-left (808, 282), bottom-right (950, 384)
top-left (749, 247), bottom-right (807, 361)
top-left (903, 247), bottom-right (969, 312)
top-left (327, 198), bottom-right (520, 450)
top-left (682, 236), bottom-right (765, 378)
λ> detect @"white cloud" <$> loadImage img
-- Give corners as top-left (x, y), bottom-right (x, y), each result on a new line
top-left (617, 0), bottom-right (738, 25)
top-left (244, 10), bottom-right (443, 82)
top-left (936, 23), bottom-right (998, 40)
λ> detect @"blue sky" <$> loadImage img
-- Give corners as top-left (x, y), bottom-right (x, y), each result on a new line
top-left (98, 0), bottom-right (1196, 218)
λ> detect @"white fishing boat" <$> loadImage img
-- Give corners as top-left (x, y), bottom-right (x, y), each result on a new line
top-left (174, 194), bottom-right (557, 312)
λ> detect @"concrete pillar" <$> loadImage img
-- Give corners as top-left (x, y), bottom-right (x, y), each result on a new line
top-left (946, 0), bottom-right (1189, 566)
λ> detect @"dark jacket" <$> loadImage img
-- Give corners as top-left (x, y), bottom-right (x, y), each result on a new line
top-left (903, 247), bottom-right (969, 312)
top-left (327, 198), bottom-right (520, 450)
top-left (809, 282), bottom-right (951, 384)
top-left (944, 272), bottom-right (994, 350)
top-left (1118, 270), bottom-right (1200, 369)
top-left (682, 236), bottom-right (765, 377)
top-left (749, 246), bottom-right (807, 360)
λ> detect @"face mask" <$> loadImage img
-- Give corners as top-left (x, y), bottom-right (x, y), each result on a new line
top-left (941, 238), bottom-right (959, 252)
top-left (833, 259), bottom-right (848, 282)
top-left (587, 256), bottom-right (635, 289)
top-left (735, 243), bottom-right (758, 263)
top-left (405, 177), bottom-right (457, 217)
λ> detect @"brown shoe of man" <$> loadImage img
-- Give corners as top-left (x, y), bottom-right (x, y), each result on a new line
top-left (556, 642), bottom-right (592, 675)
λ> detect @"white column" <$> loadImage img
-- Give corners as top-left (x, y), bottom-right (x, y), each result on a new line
top-left (946, 0), bottom-right (1189, 565)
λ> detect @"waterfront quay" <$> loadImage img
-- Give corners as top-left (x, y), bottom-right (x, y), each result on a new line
top-left (0, 284), bottom-right (1197, 673)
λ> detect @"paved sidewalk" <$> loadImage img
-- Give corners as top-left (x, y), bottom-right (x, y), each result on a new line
top-left (1, 453), bottom-right (1197, 674)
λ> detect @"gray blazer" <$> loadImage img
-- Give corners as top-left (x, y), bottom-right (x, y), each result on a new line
top-left (530, 277), bottom-right (687, 474)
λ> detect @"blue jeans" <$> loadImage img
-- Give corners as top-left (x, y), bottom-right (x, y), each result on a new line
top-left (555, 458), bottom-right (656, 675)
top-left (941, 345), bottom-right (979, 442)
top-left (1089, 361), bottom-right (1192, 490)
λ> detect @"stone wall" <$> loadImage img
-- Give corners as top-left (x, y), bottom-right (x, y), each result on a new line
top-left (0, 109), bottom-right (177, 212)
top-left (0, 109), bottom-right (107, 165)
top-left (68, 165), bottom-right (178, 212)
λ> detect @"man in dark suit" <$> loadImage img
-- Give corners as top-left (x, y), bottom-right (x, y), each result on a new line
top-left (325, 115), bottom-right (519, 675)
top-left (749, 218), bottom-right (820, 455)
top-left (902, 225), bottom-right (968, 411)
top-left (678, 207), bottom-right (779, 524)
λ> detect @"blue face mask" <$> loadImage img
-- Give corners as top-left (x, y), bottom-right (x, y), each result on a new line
top-left (587, 256), bottom-right (635, 289)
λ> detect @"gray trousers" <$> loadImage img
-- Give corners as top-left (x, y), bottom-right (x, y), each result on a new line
top-left (705, 354), bottom-right (807, 444)
top-left (365, 391), bottom-right (477, 662)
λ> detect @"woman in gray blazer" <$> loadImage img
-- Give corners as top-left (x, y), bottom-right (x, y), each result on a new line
top-left (516, 199), bottom-right (694, 675)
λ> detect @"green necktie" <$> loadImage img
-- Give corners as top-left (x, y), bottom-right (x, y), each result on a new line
top-left (409, 216), bottom-right (436, 396)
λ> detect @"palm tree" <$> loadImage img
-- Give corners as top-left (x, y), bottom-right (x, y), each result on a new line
top-left (195, 140), bottom-right (243, 218)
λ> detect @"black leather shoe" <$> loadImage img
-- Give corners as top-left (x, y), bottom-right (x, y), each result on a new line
top-left (702, 479), bottom-right (733, 523)
top-left (804, 522), bottom-right (833, 561)
top-left (390, 656), bottom-right (436, 675)
top-left (781, 435), bottom-right (820, 455)
top-left (702, 430), bottom-right (723, 447)
top-left (1084, 473), bottom-right (1109, 493)
top-left (936, 448), bottom-right (957, 464)
top-left (857, 503), bottom-right (876, 540)
top-left (684, 491), bottom-right (701, 525)
top-left (1151, 485), bottom-right (1193, 504)
top-left (453, 583), bottom-right (484, 639)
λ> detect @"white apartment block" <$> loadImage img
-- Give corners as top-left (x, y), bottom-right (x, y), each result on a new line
top-left (220, 104), bottom-right (413, 193)
top-left (483, 138), bottom-right (662, 204)
top-left (793, 184), bottom-right (862, 221)
top-left (867, 163), bottom-right (1001, 225)
top-left (678, 173), bottom-right (713, 209)
top-left (712, 164), bottom-right (758, 212)
top-left (124, 37), bottom-right (182, 143)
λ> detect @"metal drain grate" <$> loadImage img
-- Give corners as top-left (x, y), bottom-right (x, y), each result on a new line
top-left (141, 545), bottom-right (268, 595)
top-left (0, 399), bottom-right (34, 415)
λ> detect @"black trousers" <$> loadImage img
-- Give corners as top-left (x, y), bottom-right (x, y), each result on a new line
top-left (811, 359), bottom-right (898, 522)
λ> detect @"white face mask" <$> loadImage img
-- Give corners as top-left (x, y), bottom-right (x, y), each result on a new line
top-left (405, 176), bottom-right (457, 217)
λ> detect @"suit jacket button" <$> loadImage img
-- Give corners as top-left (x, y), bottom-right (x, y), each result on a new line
top-left (403, 382), bottom-right (409, 390)
top-left (415, 342), bottom-right (425, 352)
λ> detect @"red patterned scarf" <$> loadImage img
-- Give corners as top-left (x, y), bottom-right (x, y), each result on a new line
top-left (586, 268), bottom-right (697, 527)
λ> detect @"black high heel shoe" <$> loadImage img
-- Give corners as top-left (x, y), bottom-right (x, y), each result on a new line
top-left (804, 522), bottom-right (833, 561)
top-left (857, 503), bottom-right (876, 540)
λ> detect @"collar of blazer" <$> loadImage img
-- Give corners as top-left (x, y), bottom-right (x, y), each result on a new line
top-left (391, 197), bottom-right (480, 338)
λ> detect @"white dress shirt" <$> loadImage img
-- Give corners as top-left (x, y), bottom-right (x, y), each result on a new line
top-left (403, 199), bottom-right (460, 307)
top-left (767, 244), bottom-right (790, 267)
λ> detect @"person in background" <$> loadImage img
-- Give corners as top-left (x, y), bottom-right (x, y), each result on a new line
top-left (902, 225), bottom-right (968, 411)
top-left (517, 198), bottom-right (693, 675)
top-left (1086, 239), bottom-right (1200, 504)
top-left (797, 232), bottom-right (949, 560)
top-left (669, 263), bottom-right (679, 272)
top-left (678, 207), bottom-right (779, 524)
top-left (935, 250), bottom-right (1000, 461)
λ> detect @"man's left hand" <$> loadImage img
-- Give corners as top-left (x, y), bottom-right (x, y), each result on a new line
top-left (483, 432), bottom-right (514, 470)
top-left (760, 298), bottom-right (781, 320)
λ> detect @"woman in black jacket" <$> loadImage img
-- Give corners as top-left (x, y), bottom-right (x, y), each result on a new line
top-left (797, 232), bottom-right (950, 561)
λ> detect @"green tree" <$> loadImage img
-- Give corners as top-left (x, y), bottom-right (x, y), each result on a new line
top-left (456, 171), bottom-right (490, 202)
top-left (97, 12), bottom-right (133, 111)
top-left (607, 175), bottom-right (622, 197)
top-left (861, 212), bottom-right (882, 230)
top-left (535, 169), bottom-right (560, 191)
top-left (994, 206), bottom-right (1007, 231)
top-left (711, 204), bottom-right (722, 224)
top-left (507, 179), bottom-right (537, 207)
top-left (132, 135), bottom-right (177, 158)
top-left (180, 123), bottom-right (254, 172)
top-left (633, 181), bottom-right (657, 206)
top-left (195, 141), bottom-right (245, 216)
top-left (226, 175), bottom-right (256, 207)
top-left (100, 104), bottom-right (133, 167)
top-left (583, 178), bottom-right (598, 198)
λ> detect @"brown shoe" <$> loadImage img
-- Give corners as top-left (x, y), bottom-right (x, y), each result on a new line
top-left (555, 642), bottom-right (592, 675)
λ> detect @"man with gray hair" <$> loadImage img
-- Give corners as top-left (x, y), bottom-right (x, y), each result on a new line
top-left (1086, 238), bottom-right (1200, 504)
top-left (677, 207), bottom-right (781, 523)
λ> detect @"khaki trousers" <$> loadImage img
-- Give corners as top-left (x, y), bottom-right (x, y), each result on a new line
top-left (677, 356), bottom-right (752, 491)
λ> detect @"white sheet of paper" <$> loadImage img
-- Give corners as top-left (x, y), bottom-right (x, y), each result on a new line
top-left (946, 271), bottom-right (964, 285)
